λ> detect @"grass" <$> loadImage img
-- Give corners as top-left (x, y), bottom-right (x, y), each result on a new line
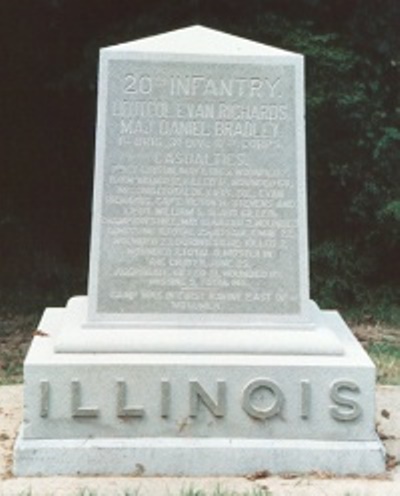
top-left (0, 355), bottom-right (24, 386)
top-left (16, 489), bottom-right (272, 496)
top-left (177, 487), bottom-right (271, 496)
top-left (76, 489), bottom-right (141, 496)
top-left (12, 488), bottom-right (378, 496)
top-left (14, 491), bottom-right (141, 496)
top-left (368, 341), bottom-right (400, 385)
top-left (80, 489), bottom-right (142, 496)
top-left (343, 300), bottom-right (400, 329)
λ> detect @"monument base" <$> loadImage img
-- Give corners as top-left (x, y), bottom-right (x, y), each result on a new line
top-left (55, 296), bottom-right (344, 355)
top-left (15, 436), bottom-right (384, 476)
top-left (14, 301), bottom-right (385, 476)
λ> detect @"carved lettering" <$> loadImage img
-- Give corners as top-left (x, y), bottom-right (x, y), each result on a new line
top-left (169, 75), bottom-right (282, 98)
top-left (161, 379), bottom-right (171, 418)
top-left (71, 380), bottom-right (99, 418)
top-left (189, 380), bottom-right (226, 418)
top-left (242, 378), bottom-right (284, 420)
top-left (39, 377), bottom-right (364, 425)
top-left (40, 380), bottom-right (50, 418)
top-left (116, 379), bottom-right (145, 418)
top-left (329, 380), bottom-right (362, 422)
top-left (124, 74), bottom-right (152, 94)
top-left (92, 60), bottom-right (300, 316)
top-left (300, 380), bottom-right (311, 419)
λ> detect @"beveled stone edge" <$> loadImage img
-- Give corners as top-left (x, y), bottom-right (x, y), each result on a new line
top-left (13, 429), bottom-right (386, 476)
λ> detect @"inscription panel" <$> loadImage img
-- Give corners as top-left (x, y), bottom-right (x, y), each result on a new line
top-left (92, 60), bottom-right (301, 316)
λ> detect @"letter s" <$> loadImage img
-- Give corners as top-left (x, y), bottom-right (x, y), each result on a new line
top-left (330, 379), bottom-right (362, 421)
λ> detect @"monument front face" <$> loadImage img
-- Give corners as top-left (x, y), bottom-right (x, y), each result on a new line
top-left (88, 49), bottom-right (308, 323)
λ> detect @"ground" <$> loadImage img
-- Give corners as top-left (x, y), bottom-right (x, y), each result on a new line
top-left (0, 312), bottom-right (39, 385)
top-left (352, 323), bottom-right (400, 384)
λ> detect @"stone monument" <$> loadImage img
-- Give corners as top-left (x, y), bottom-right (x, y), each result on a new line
top-left (14, 26), bottom-right (385, 476)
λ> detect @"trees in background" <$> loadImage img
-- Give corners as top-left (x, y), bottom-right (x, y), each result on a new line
top-left (0, 0), bottom-right (398, 320)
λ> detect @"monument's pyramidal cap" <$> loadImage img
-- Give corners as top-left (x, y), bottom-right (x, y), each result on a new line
top-left (107, 25), bottom-right (295, 56)
top-left (14, 25), bottom-right (385, 476)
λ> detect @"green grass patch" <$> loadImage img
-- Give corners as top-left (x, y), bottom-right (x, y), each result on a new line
top-left (41, 487), bottom-right (272, 496)
top-left (178, 487), bottom-right (271, 496)
top-left (368, 341), bottom-right (400, 385)
top-left (0, 362), bottom-right (24, 385)
top-left (77, 489), bottom-right (141, 496)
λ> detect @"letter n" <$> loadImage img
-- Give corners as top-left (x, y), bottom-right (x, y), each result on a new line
top-left (189, 380), bottom-right (226, 418)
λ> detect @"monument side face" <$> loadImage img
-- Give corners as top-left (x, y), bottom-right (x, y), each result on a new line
top-left (88, 47), bottom-right (309, 324)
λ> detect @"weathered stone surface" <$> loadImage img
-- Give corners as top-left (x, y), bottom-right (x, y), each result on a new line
top-left (87, 25), bottom-right (309, 325)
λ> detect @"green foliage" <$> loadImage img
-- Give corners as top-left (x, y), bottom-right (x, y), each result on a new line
top-left (310, 241), bottom-right (365, 309)
top-left (240, 7), bottom-right (400, 318)
top-left (278, 15), bottom-right (399, 316)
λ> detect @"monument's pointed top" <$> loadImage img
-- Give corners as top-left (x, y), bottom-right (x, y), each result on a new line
top-left (105, 25), bottom-right (298, 57)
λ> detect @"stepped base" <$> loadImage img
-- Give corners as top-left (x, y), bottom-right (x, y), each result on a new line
top-left (14, 300), bottom-right (385, 476)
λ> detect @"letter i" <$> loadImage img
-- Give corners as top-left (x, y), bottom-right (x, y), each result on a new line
top-left (161, 379), bottom-right (171, 418)
top-left (300, 380), bottom-right (311, 419)
top-left (40, 380), bottom-right (50, 418)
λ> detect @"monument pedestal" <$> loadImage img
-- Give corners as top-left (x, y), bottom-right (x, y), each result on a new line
top-left (14, 299), bottom-right (385, 476)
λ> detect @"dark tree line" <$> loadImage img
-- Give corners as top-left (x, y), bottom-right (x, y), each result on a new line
top-left (0, 0), bottom-right (399, 320)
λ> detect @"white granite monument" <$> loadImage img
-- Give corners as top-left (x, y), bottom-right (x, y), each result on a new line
top-left (14, 26), bottom-right (385, 476)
